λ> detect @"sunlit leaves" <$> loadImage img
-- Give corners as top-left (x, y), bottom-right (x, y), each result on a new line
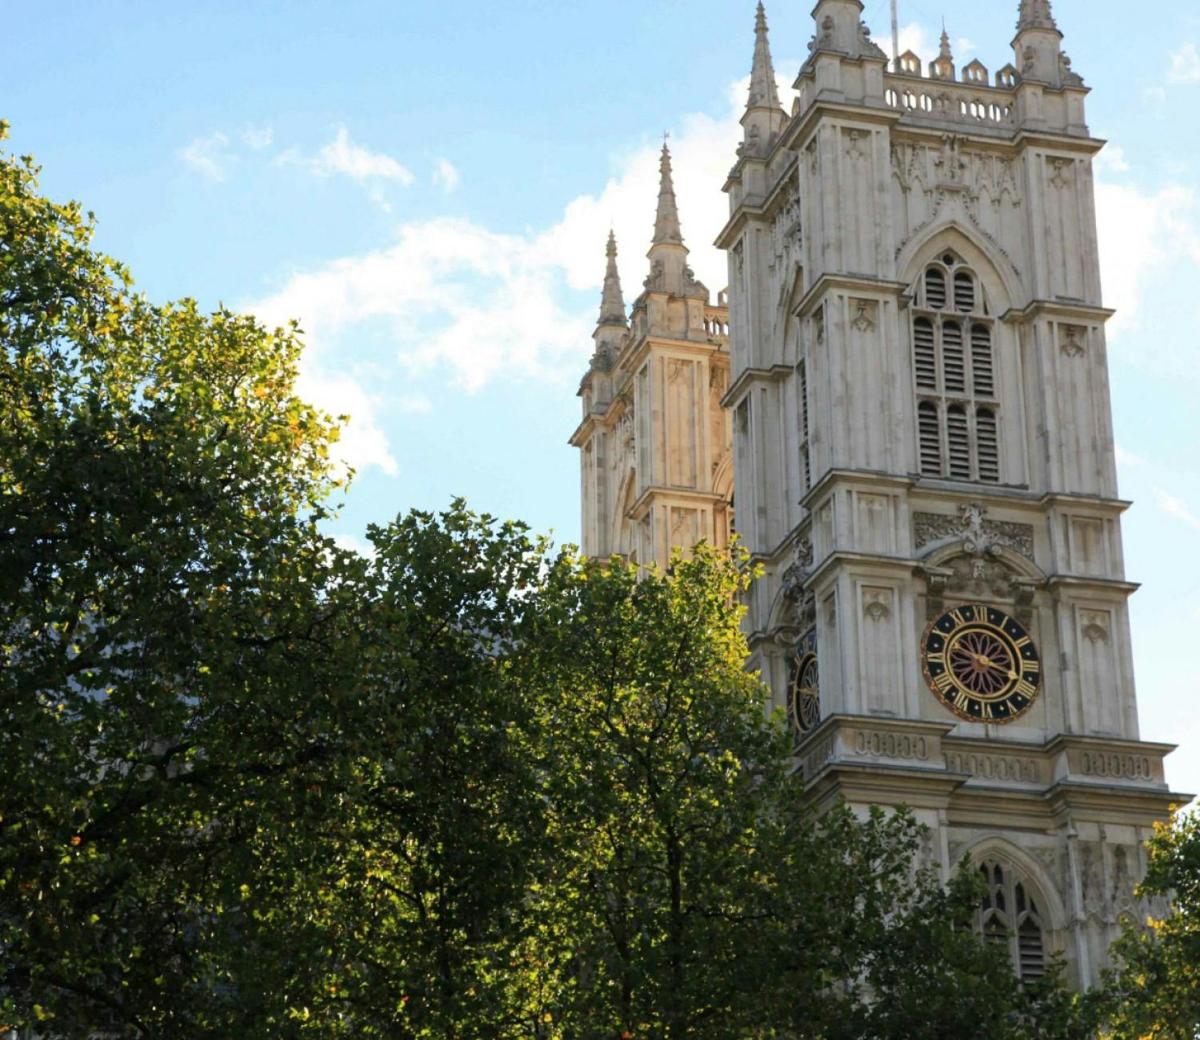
top-left (1098, 810), bottom-right (1200, 1039)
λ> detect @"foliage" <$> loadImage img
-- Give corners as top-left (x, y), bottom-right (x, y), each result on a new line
top-left (1, 125), bottom-right (1092, 1038)
top-left (1097, 809), bottom-right (1200, 1039)
top-left (0, 118), bottom-right (349, 1035)
top-left (512, 545), bottom-right (1092, 1040)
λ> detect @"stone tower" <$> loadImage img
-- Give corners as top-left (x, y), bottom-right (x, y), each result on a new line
top-left (572, 146), bottom-right (733, 567)
top-left (714, 0), bottom-right (1184, 988)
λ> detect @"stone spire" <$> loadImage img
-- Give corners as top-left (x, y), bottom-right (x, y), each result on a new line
top-left (644, 142), bottom-right (706, 301)
top-left (930, 23), bottom-right (956, 79)
top-left (938, 26), bottom-right (953, 61)
top-left (597, 230), bottom-right (627, 328)
top-left (1017, 0), bottom-right (1058, 32)
top-left (652, 143), bottom-right (684, 247)
top-left (1012, 0), bottom-right (1066, 85)
top-left (741, 2), bottom-right (788, 159)
top-left (747, 3), bottom-right (782, 111)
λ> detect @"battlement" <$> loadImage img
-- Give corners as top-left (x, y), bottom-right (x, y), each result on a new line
top-left (883, 69), bottom-right (1017, 132)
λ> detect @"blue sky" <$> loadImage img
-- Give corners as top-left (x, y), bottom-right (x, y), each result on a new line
top-left (7, 0), bottom-right (1200, 797)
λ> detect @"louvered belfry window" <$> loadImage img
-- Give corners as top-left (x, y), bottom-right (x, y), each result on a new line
top-left (977, 861), bottom-right (1047, 984)
top-left (913, 254), bottom-right (1000, 483)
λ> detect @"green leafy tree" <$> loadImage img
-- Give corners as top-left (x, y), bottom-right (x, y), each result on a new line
top-left (0, 125), bottom-right (1092, 1039)
top-left (1098, 809), bottom-right (1200, 1039)
top-left (520, 546), bottom-right (1092, 1040)
top-left (0, 119), bottom-right (353, 1035)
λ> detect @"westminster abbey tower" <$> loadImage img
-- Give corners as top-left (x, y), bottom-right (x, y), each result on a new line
top-left (573, 0), bottom-right (1183, 989)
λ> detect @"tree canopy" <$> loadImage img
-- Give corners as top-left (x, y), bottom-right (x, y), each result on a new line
top-left (1097, 810), bottom-right (1200, 1039)
top-left (0, 123), bottom-right (1101, 1039)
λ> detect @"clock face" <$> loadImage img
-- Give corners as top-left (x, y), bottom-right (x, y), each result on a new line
top-left (921, 604), bottom-right (1041, 724)
top-left (788, 648), bottom-right (821, 737)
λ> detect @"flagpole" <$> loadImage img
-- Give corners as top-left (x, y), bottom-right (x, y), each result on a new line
top-left (891, 0), bottom-right (901, 71)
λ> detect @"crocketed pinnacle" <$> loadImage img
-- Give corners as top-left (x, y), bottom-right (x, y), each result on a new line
top-left (938, 25), bottom-right (953, 61)
top-left (1017, 0), bottom-right (1057, 31)
top-left (747, 2), bottom-right (782, 111)
top-left (652, 143), bottom-right (684, 247)
top-left (598, 230), bottom-right (627, 327)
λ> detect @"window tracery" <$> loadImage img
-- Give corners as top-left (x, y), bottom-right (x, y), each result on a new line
top-left (978, 860), bottom-right (1047, 983)
top-left (912, 253), bottom-right (1000, 484)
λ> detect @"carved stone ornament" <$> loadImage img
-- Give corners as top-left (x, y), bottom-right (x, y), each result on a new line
top-left (863, 587), bottom-right (893, 622)
top-left (1080, 610), bottom-right (1110, 644)
top-left (845, 129), bottom-right (869, 162)
top-left (768, 186), bottom-right (802, 274)
top-left (913, 504), bottom-right (1035, 559)
top-left (1060, 324), bottom-right (1087, 358)
top-left (1049, 158), bottom-right (1073, 189)
top-left (935, 133), bottom-right (967, 187)
top-left (780, 537), bottom-right (814, 602)
top-left (849, 299), bottom-right (877, 333)
top-left (890, 140), bottom-right (1022, 278)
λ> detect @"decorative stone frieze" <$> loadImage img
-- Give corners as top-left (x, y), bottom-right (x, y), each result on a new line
top-left (913, 504), bottom-right (1035, 558)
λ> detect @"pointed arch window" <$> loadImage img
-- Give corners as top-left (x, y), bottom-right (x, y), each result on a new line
top-left (978, 860), bottom-right (1047, 984)
top-left (911, 253), bottom-right (1001, 484)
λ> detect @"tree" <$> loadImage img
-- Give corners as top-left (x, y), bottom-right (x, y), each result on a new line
top-left (0, 119), bottom-right (352, 1036)
top-left (1097, 809), bottom-right (1200, 1039)
top-left (1, 126), bottom-right (1090, 1038)
top-left (520, 545), bottom-right (1092, 1040)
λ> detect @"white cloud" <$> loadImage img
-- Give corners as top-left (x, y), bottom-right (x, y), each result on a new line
top-left (1154, 489), bottom-right (1200, 531)
top-left (295, 365), bottom-right (398, 478)
top-left (241, 124), bottom-right (274, 150)
top-left (179, 131), bottom-right (234, 182)
top-left (308, 126), bottom-right (415, 185)
top-left (1095, 144), bottom-right (1130, 175)
top-left (1095, 176), bottom-right (1200, 338)
top-left (1115, 445), bottom-right (1147, 471)
top-left (872, 22), bottom-right (934, 63)
top-left (397, 394), bottom-right (433, 414)
top-left (432, 158), bottom-right (460, 193)
top-left (332, 532), bottom-right (377, 559)
top-left (1168, 42), bottom-right (1200, 84)
top-left (242, 77), bottom-right (778, 475)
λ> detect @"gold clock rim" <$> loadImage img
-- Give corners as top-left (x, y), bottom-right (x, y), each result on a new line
top-left (919, 602), bottom-right (1041, 726)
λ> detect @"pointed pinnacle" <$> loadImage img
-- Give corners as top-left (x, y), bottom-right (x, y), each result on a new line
top-left (938, 26), bottom-right (953, 60)
top-left (748, 2), bottom-right (782, 111)
top-left (1017, 0), bottom-right (1057, 31)
top-left (652, 143), bottom-right (684, 247)
top-left (598, 230), bottom-right (627, 327)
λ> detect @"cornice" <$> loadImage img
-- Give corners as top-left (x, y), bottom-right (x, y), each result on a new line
top-left (800, 467), bottom-right (917, 511)
top-left (806, 549), bottom-right (916, 588)
top-left (629, 485), bottom-right (728, 521)
top-left (619, 330), bottom-right (727, 374)
top-left (721, 364), bottom-right (792, 409)
top-left (1043, 574), bottom-right (1140, 595)
top-left (1038, 491), bottom-right (1131, 512)
top-left (793, 273), bottom-right (909, 318)
top-left (781, 98), bottom-right (902, 153)
top-left (1003, 298), bottom-right (1116, 324)
top-left (717, 156), bottom-right (802, 249)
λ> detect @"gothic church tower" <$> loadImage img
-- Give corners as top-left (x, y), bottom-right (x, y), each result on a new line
top-left (572, 147), bottom-right (733, 567)
top-left (716, 0), bottom-right (1183, 989)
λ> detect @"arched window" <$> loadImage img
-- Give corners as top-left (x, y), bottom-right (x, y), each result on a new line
top-left (911, 254), bottom-right (1001, 484)
top-left (978, 860), bottom-right (1047, 983)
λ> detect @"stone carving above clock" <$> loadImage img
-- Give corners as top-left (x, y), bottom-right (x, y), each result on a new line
top-left (914, 504), bottom-right (1035, 559)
